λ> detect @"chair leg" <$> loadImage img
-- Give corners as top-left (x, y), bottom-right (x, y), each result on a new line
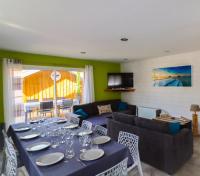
top-left (137, 163), bottom-right (143, 176)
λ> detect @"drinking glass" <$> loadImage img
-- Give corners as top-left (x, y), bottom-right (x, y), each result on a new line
top-left (65, 139), bottom-right (75, 159)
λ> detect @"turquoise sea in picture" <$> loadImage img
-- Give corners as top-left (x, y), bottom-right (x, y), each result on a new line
top-left (153, 65), bottom-right (192, 87)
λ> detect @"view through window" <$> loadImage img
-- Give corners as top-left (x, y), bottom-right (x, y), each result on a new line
top-left (16, 67), bottom-right (84, 121)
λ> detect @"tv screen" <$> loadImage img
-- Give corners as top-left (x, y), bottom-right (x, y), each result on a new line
top-left (107, 73), bottom-right (133, 89)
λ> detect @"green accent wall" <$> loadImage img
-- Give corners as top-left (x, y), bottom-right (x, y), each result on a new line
top-left (0, 49), bottom-right (121, 123)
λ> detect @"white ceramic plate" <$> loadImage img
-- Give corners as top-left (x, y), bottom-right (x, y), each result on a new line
top-left (93, 136), bottom-right (111, 145)
top-left (26, 142), bottom-right (51, 152)
top-left (78, 130), bottom-right (93, 136)
top-left (56, 119), bottom-right (67, 124)
top-left (36, 152), bottom-right (64, 166)
top-left (64, 124), bottom-right (79, 129)
top-left (14, 126), bottom-right (31, 132)
top-left (30, 120), bottom-right (40, 124)
top-left (80, 149), bottom-right (104, 161)
top-left (20, 132), bottom-right (41, 140)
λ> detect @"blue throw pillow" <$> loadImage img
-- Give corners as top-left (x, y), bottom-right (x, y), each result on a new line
top-left (74, 109), bottom-right (88, 119)
top-left (169, 122), bottom-right (180, 134)
top-left (118, 102), bottom-right (128, 111)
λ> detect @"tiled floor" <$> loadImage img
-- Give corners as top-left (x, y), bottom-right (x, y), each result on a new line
top-left (129, 137), bottom-right (200, 176)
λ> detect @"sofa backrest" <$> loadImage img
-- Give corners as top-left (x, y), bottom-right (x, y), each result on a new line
top-left (73, 99), bottom-right (121, 116)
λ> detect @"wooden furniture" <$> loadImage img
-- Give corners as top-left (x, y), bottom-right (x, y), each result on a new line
top-left (190, 104), bottom-right (200, 136)
top-left (155, 116), bottom-right (191, 128)
top-left (105, 88), bottom-right (135, 92)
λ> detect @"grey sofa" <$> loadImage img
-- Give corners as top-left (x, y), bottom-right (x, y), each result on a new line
top-left (73, 99), bottom-right (137, 126)
top-left (107, 112), bottom-right (193, 174)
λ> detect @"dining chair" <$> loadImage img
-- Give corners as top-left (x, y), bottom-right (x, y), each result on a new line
top-left (1, 135), bottom-right (29, 176)
top-left (39, 101), bottom-right (54, 117)
top-left (118, 131), bottom-right (143, 176)
top-left (81, 120), bottom-right (92, 130)
top-left (70, 116), bottom-right (80, 125)
top-left (96, 157), bottom-right (128, 176)
top-left (94, 125), bottom-right (107, 136)
top-left (59, 99), bottom-right (73, 112)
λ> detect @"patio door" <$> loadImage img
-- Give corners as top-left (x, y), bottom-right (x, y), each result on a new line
top-left (22, 66), bottom-right (84, 120)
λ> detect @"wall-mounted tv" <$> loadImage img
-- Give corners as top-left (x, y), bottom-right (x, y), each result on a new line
top-left (107, 73), bottom-right (134, 89)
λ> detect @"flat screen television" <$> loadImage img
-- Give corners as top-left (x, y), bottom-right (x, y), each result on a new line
top-left (107, 73), bottom-right (134, 89)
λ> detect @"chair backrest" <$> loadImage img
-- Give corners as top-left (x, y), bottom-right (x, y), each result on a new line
top-left (40, 101), bottom-right (53, 110)
top-left (81, 120), bottom-right (92, 130)
top-left (94, 125), bottom-right (107, 136)
top-left (70, 116), bottom-right (80, 125)
top-left (2, 138), bottom-right (17, 176)
top-left (62, 99), bottom-right (73, 107)
top-left (2, 129), bottom-right (8, 139)
top-left (118, 131), bottom-right (140, 164)
top-left (96, 157), bottom-right (128, 176)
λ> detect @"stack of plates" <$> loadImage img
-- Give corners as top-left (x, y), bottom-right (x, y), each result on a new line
top-left (80, 149), bottom-right (104, 161)
top-left (26, 142), bottom-right (51, 152)
top-left (36, 152), bottom-right (64, 166)
top-left (20, 132), bottom-right (41, 140)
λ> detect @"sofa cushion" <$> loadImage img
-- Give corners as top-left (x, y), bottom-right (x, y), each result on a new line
top-left (135, 117), bottom-right (169, 134)
top-left (118, 102), bottom-right (128, 111)
top-left (93, 99), bottom-right (121, 114)
top-left (86, 113), bottom-right (112, 126)
top-left (169, 122), bottom-right (181, 134)
top-left (74, 108), bottom-right (88, 119)
top-left (73, 103), bottom-right (96, 116)
top-left (112, 112), bottom-right (136, 125)
top-left (97, 104), bottom-right (112, 115)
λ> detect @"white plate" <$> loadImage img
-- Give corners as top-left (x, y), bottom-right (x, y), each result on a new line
top-left (36, 152), bottom-right (64, 166)
top-left (80, 149), bottom-right (104, 161)
top-left (93, 136), bottom-right (111, 145)
top-left (64, 124), bottom-right (79, 129)
top-left (26, 142), bottom-right (51, 152)
top-left (20, 132), bottom-right (41, 140)
top-left (30, 120), bottom-right (40, 124)
top-left (14, 126), bottom-right (31, 132)
top-left (78, 130), bottom-right (93, 136)
top-left (56, 119), bottom-right (67, 124)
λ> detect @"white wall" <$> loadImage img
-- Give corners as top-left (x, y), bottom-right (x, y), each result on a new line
top-left (121, 50), bottom-right (200, 119)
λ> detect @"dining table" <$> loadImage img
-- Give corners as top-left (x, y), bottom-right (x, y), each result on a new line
top-left (8, 118), bottom-right (133, 176)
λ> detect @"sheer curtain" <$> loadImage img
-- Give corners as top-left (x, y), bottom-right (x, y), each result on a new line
top-left (83, 65), bottom-right (95, 103)
top-left (3, 58), bottom-right (24, 130)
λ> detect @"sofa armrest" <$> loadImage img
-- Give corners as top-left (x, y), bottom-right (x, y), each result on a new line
top-left (127, 104), bottom-right (137, 115)
top-left (162, 128), bottom-right (193, 174)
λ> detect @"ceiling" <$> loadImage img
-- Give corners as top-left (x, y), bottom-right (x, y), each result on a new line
top-left (1, 0), bottom-right (200, 62)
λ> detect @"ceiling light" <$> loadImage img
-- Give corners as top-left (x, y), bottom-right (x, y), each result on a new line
top-left (121, 38), bottom-right (128, 42)
top-left (80, 51), bottom-right (86, 54)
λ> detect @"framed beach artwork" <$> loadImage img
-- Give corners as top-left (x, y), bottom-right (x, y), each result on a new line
top-left (152, 65), bottom-right (192, 87)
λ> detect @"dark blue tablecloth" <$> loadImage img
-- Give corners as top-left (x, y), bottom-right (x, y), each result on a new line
top-left (8, 119), bottom-right (132, 176)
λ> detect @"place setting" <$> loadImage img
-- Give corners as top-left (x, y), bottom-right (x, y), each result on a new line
top-left (19, 131), bottom-right (41, 140)
top-left (13, 124), bottom-right (31, 132)
top-left (26, 141), bottom-right (51, 152)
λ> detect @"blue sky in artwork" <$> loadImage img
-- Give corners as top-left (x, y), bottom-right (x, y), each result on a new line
top-left (154, 65), bottom-right (191, 75)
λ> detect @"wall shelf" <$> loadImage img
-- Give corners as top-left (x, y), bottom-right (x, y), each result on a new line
top-left (105, 88), bottom-right (135, 92)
